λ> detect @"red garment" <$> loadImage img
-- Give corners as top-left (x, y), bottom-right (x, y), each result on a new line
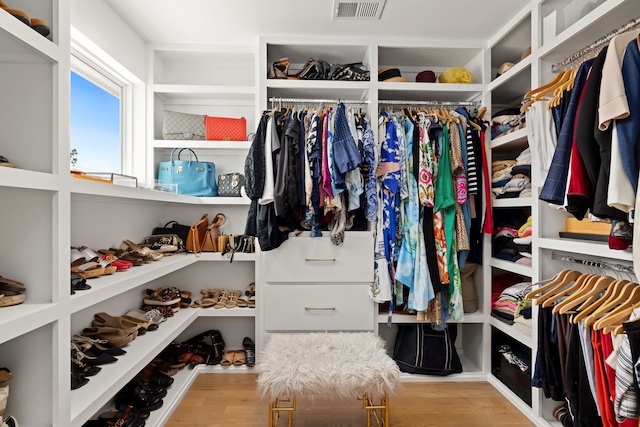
top-left (567, 82), bottom-right (591, 220)
top-left (592, 329), bottom-right (618, 427)
top-left (480, 130), bottom-right (493, 234)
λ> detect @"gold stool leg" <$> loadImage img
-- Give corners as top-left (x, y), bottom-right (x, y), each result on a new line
top-left (269, 396), bottom-right (296, 427)
top-left (360, 393), bottom-right (389, 427)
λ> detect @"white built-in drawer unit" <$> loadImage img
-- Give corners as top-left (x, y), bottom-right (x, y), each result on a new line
top-left (262, 233), bottom-right (374, 282)
top-left (263, 283), bottom-right (374, 331)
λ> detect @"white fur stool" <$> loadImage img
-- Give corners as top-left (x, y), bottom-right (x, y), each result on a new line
top-left (256, 332), bottom-right (401, 427)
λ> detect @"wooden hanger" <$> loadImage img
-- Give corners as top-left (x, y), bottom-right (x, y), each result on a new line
top-left (468, 118), bottom-right (482, 131)
top-left (476, 106), bottom-right (486, 120)
top-left (608, 312), bottom-right (640, 335)
top-left (593, 284), bottom-right (640, 330)
top-left (597, 304), bottom-right (636, 333)
top-left (549, 68), bottom-right (578, 108)
top-left (573, 279), bottom-right (630, 324)
top-left (522, 70), bottom-right (570, 100)
top-left (553, 275), bottom-right (615, 315)
top-left (583, 280), bottom-right (636, 326)
top-left (525, 270), bottom-right (578, 302)
top-left (541, 273), bottom-right (594, 308)
top-left (521, 70), bottom-right (572, 112)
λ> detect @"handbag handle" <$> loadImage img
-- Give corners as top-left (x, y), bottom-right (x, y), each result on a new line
top-left (169, 148), bottom-right (200, 165)
top-left (210, 213), bottom-right (226, 228)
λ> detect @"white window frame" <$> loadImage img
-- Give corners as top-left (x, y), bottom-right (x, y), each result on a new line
top-left (70, 27), bottom-right (144, 178)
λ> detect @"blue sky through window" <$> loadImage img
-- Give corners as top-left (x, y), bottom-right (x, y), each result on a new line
top-left (70, 71), bottom-right (121, 172)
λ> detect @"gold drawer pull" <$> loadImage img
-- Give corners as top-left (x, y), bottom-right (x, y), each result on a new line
top-left (304, 258), bottom-right (336, 262)
top-left (304, 307), bottom-right (336, 311)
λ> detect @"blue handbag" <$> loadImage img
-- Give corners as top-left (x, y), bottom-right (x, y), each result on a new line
top-left (157, 148), bottom-right (218, 197)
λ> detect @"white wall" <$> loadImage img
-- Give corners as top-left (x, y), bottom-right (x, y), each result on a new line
top-left (70, 0), bottom-right (146, 81)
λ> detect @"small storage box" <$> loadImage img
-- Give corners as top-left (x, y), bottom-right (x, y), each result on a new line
top-left (565, 218), bottom-right (611, 235)
top-left (500, 357), bottom-right (532, 406)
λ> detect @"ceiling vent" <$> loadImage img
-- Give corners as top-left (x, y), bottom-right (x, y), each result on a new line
top-left (333, 0), bottom-right (386, 20)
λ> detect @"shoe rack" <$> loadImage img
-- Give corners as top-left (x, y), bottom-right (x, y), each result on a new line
top-left (1, 0), bottom-right (639, 425)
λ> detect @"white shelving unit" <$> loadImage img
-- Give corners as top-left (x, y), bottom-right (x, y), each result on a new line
top-left (1, 1), bottom-right (635, 425)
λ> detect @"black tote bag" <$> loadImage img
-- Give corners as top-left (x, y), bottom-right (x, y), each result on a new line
top-left (393, 323), bottom-right (462, 376)
top-left (152, 220), bottom-right (191, 244)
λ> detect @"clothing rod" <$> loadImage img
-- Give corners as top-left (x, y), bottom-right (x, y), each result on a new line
top-left (552, 16), bottom-right (640, 72)
top-left (550, 251), bottom-right (635, 274)
top-left (268, 97), bottom-right (370, 105)
top-left (378, 99), bottom-right (479, 107)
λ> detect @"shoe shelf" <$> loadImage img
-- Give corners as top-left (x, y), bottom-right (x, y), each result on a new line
top-left (537, 237), bottom-right (633, 262)
top-left (490, 258), bottom-right (532, 278)
top-left (0, 303), bottom-right (58, 345)
top-left (151, 140), bottom-right (252, 150)
top-left (489, 316), bottom-right (533, 349)
top-left (0, 9), bottom-right (59, 62)
top-left (199, 364), bottom-right (255, 373)
top-left (71, 255), bottom-right (198, 313)
top-left (493, 197), bottom-right (533, 208)
top-left (70, 308), bottom-right (200, 427)
top-left (197, 307), bottom-right (257, 318)
top-left (265, 79), bottom-right (371, 102)
top-left (197, 252), bottom-right (256, 262)
top-left (0, 167), bottom-right (59, 191)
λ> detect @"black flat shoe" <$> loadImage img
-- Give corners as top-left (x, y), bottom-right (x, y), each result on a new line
top-left (72, 359), bottom-right (101, 377)
top-left (115, 382), bottom-right (164, 411)
top-left (71, 372), bottom-right (89, 390)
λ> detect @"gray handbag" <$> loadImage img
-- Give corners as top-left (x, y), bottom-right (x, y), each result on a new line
top-left (217, 173), bottom-right (244, 197)
top-left (162, 110), bottom-right (206, 140)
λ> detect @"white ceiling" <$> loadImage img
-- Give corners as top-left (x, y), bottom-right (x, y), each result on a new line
top-left (105, 0), bottom-right (530, 45)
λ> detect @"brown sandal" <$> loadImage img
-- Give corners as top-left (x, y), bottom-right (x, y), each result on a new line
top-left (220, 350), bottom-right (236, 366)
top-left (232, 349), bottom-right (245, 366)
top-left (213, 291), bottom-right (231, 309)
top-left (225, 290), bottom-right (242, 308)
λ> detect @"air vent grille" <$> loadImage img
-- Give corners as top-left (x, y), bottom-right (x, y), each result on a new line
top-left (333, 0), bottom-right (386, 20)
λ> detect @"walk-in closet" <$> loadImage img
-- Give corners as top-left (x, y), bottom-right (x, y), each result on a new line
top-left (0, 0), bottom-right (639, 425)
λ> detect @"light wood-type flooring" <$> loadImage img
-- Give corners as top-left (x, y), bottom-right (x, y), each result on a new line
top-left (166, 374), bottom-right (534, 427)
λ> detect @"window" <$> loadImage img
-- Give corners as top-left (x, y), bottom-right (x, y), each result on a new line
top-left (70, 67), bottom-right (122, 173)
top-left (70, 27), bottom-right (146, 180)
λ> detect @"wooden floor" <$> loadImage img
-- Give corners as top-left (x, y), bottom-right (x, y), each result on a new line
top-left (166, 374), bottom-right (534, 427)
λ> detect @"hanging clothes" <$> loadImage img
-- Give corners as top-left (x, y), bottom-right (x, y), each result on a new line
top-left (244, 103), bottom-right (373, 250)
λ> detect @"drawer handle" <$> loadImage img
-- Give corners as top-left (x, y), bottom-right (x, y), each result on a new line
top-left (304, 307), bottom-right (336, 311)
top-left (305, 258), bottom-right (336, 263)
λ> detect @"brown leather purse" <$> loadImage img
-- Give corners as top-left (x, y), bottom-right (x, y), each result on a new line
top-left (202, 213), bottom-right (226, 252)
top-left (186, 214), bottom-right (209, 253)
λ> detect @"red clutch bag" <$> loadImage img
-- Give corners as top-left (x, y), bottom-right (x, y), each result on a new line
top-left (205, 116), bottom-right (247, 141)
